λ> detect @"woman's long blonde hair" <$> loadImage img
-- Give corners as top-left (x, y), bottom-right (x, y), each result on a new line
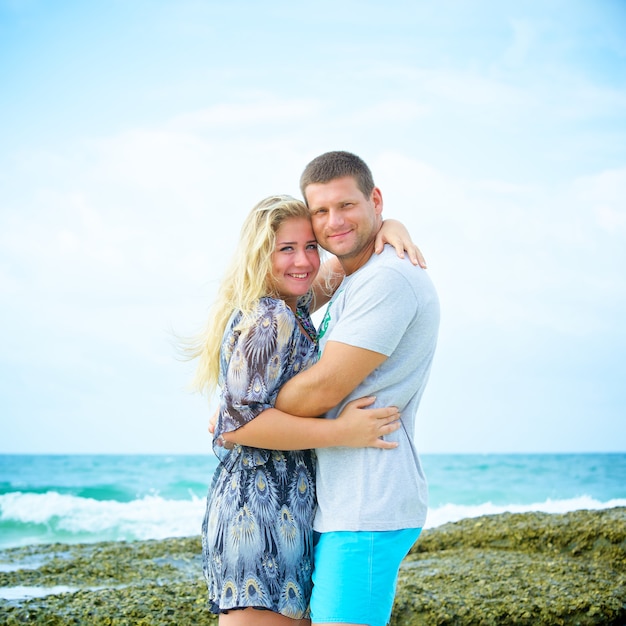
top-left (187, 195), bottom-right (313, 395)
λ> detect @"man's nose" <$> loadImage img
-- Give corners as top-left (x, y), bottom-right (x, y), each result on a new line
top-left (327, 208), bottom-right (344, 228)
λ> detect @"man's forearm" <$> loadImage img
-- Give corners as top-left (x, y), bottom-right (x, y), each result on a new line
top-left (275, 367), bottom-right (340, 416)
top-left (276, 341), bottom-right (387, 416)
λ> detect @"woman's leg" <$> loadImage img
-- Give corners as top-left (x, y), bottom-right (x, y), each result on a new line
top-left (220, 607), bottom-right (311, 626)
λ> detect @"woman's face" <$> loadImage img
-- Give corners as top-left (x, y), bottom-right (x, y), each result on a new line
top-left (271, 216), bottom-right (320, 311)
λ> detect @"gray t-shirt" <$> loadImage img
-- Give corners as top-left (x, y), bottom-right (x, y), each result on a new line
top-left (314, 246), bottom-right (440, 532)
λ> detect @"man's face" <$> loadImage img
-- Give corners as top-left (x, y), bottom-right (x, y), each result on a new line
top-left (305, 176), bottom-right (383, 266)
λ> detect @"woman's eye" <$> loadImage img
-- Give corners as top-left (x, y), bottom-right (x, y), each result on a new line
top-left (306, 244), bottom-right (318, 250)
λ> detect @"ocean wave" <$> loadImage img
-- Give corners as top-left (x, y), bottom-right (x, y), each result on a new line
top-left (0, 491), bottom-right (207, 548)
top-left (1, 491), bottom-right (625, 549)
top-left (425, 495), bottom-right (626, 528)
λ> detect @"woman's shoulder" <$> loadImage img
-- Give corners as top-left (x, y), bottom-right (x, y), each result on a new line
top-left (245, 298), bottom-right (297, 350)
top-left (247, 297), bottom-right (296, 331)
top-left (250, 295), bottom-right (312, 318)
top-left (256, 296), bottom-right (292, 317)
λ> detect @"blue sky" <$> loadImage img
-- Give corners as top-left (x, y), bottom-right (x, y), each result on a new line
top-left (1, 0), bottom-right (625, 454)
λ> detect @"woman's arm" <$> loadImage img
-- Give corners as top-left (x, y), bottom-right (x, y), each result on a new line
top-left (310, 255), bottom-right (344, 312)
top-left (221, 396), bottom-right (400, 450)
top-left (375, 218), bottom-right (427, 268)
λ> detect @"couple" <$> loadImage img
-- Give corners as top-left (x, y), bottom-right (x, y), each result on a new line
top-left (190, 151), bottom-right (440, 626)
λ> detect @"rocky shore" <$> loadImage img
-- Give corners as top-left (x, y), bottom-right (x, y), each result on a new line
top-left (1, 507), bottom-right (624, 625)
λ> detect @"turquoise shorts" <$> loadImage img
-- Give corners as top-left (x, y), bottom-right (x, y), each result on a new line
top-left (309, 528), bottom-right (422, 625)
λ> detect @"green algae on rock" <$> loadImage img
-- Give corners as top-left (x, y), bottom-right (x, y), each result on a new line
top-left (392, 508), bottom-right (626, 625)
top-left (0, 537), bottom-right (217, 626)
top-left (1, 509), bottom-right (624, 625)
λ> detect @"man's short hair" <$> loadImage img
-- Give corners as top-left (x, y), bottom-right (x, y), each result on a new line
top-left (300, 151), bottom-right (375, 201)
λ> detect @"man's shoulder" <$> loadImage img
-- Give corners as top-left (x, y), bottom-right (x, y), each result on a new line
top-left (348, 250), bottom-right (438, 318)
top-left (363, 245), bottom-right (420, 271)
top-left (358, 247), bottom-right (436, 290)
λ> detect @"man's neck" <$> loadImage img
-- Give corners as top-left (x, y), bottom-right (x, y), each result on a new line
top-left (339, 239), bottom-right (376, 275)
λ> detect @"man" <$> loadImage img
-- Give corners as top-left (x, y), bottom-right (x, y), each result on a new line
top-left (275, 151), bottom-right (440, 626)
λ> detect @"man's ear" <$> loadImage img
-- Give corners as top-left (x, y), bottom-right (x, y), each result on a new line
top-left (371, 187), bottom-right (383, 216)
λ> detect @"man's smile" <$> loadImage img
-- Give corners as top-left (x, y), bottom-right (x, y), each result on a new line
top-left (328, 228), bottom-right (353, 240)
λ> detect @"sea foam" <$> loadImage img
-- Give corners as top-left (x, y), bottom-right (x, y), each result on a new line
top-left (2, 490), bottom-right (625, 549)
top-left (0, 491), bottom-right (206, 548)
top-left (425, 495), bottom-right (626, 528)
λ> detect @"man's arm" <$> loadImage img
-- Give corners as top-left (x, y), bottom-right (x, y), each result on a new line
top-left (275, 340), bottom-right (387, 416)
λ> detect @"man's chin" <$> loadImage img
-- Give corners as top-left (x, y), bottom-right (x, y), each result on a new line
top-left (323, 239), bottom-right (354, 257)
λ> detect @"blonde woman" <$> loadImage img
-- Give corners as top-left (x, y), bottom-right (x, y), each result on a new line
top-left (189, 195), bottom-right (420, 625)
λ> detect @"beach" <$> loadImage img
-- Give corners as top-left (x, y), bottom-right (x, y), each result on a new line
top-left (1, 454), bottom-right (625, 622)
top-left (1, 507), bottom-right (624, 625)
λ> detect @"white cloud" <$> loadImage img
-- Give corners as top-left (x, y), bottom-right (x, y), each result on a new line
top-left (373, 151), bottom-right (626, 336)
top-left (424, 69), bottom-right (529, 109)
top-left (92, 129), bottom-right (215, 192)
top-left (595, 205), bottom-right (626, 233)
top-left (368, 64), bottom-right (532, 112)
top-left (170, 98), bottom-right (325, 130)
top-left (2, 0), bottom-right (625, 453)
top-left (503, 18), bottom-right (536, 67)
top-left (349, 100), bottom-right (430, 125)
top-left (574, 167), bottom-right (626, 230)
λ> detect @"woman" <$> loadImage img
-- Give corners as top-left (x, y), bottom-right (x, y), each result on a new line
top-left (189, 195), bottom-right (417, 624)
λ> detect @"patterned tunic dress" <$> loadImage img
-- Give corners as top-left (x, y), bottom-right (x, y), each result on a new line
top-left (202, 296), bottom-right (319, 618)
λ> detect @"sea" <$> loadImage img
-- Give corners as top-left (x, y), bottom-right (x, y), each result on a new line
top-left (1, 453), bottom-right (625, 550)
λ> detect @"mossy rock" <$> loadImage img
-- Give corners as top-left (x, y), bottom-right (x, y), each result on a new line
top-left (392, 508), bottom-right (626, 625)
top-left (1, 509), bottom-right (624, 625)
